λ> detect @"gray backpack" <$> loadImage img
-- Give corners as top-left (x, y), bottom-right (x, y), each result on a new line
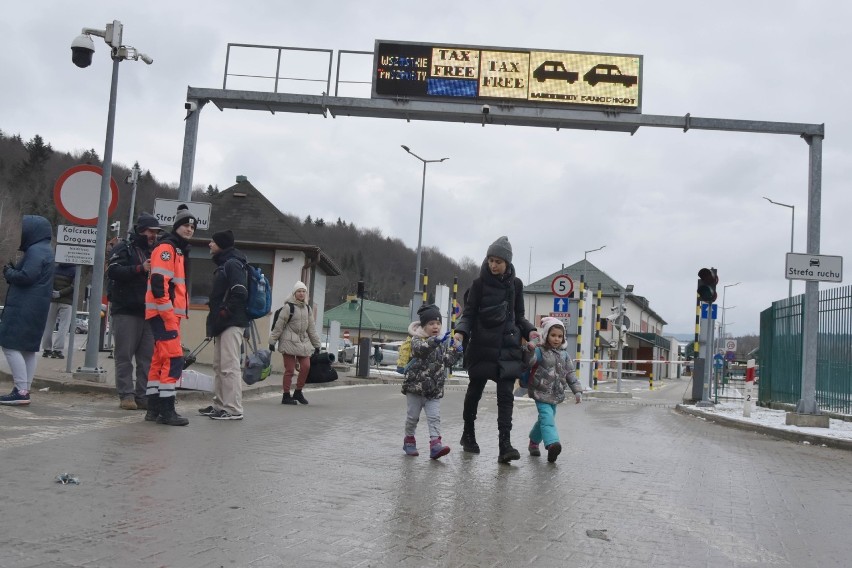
top-left (242, 321), bottom-right (272, 385)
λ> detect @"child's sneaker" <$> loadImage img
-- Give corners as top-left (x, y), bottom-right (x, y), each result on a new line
top-left (0, 387), bottom-right (30, 406)
top-left (546, 442), bottom-right (562, 463)
top-left (403, 435), bottom-right (419, 456)
top-left (528, 440), bottom-right (541, 456)
top-left (429, 437), bottom-right (450, 460)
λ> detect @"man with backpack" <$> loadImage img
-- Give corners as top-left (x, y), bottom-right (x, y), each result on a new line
top-left (198, 229), bottom-right (249, 421)
top-left (107, 212), bottom-right (161, 411)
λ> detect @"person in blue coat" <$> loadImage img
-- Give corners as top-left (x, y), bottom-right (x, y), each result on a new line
top-left (0, 215), bottom-right (54, 405)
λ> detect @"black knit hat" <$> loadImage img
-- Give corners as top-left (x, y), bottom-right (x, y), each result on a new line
top-left (418, 303), bottom-right (442, 326)
top-left (134, 212), bottom-right (162, 233)
top-left (212, 229), bottom-right (234, 250)
top-left (486, 236), bottom-right (513, 263)
top-left (172, 204), bottom-right (197, 231)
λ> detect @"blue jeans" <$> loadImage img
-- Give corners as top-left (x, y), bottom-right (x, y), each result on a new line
top-left (529, 401), bottom-right (559, 447)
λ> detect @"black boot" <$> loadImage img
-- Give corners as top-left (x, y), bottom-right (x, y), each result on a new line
top-left (459, 421), bottom-right (480, 454)
top-left (498, 431), bottom-right (520, 463)
top-left (281, 392), bottom-right (297, 405)
top-left (156, 396), bottom-right (189, 426)
top-left (144, 394), bottom-right (160, 422)
top-left (293, 389), bottom-right (309, 405)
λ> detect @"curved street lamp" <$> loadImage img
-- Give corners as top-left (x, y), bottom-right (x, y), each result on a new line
top-left (401, 145), bottom-right (448, 321)
top-left (763, 197), bottom-right (794, 298)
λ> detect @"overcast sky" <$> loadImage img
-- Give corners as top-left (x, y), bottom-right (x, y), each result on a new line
top-left (3, 1), bottom-right (850, 336)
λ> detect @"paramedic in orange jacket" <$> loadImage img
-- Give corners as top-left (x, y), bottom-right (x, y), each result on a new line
top-left (145, 205), bottom-right (196, 426)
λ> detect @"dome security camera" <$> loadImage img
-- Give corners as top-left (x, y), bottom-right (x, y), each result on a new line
top-left (71, 34), bottom-right (95, 68)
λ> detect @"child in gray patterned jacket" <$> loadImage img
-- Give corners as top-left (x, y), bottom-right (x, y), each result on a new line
top-left (526, 316), bottom-right (583, 463)
top-left (401, 304), bottom-right (463, 459)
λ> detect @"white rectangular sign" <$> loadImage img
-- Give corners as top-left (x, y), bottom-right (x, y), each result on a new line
top-left (57, 225), bottom-right (98, 246)
top-left (153, 199), bottom-right (212, 231)
top-left (785, 253), bottom-right (843, 282)
top-left (55, 244), bottom-right (95, 266)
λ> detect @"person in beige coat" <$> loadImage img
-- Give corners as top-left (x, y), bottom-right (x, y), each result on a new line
top-left (268, 281), bottom-right (321, 405)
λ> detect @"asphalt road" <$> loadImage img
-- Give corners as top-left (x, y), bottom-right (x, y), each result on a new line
top-left (1, 377), bottom-right (849, 567)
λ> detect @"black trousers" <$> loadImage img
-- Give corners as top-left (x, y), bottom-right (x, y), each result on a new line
top-left (462, 377), bottom-right (514, 432)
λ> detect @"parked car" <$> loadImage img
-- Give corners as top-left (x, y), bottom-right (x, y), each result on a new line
top-left (320, 334), bottom-right (356, 363)
top-left (371, 341), bottom-right (403, 367)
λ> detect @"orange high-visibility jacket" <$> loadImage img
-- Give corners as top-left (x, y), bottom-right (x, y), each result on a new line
top-left (145, 236), bottom-right (188, 322)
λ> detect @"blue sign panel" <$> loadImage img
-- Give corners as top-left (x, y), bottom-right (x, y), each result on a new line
top-left (553, 297), bottom-right (569, 313)
top-left (700, 304), bottom-right (719, 320)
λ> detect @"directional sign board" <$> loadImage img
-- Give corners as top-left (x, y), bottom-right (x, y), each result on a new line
top-left (700, 304), bottom-right (719, 319)
top-left (553, 297), bottom-right (569, 313)
top-left (154, 199), bottom-right (212, 231)
top-left (373, 40), bottom-right (642, 111)
top-left (785, 253), bottom-right (842, 282)
top-left (551, 274), bottom-right (574, 297)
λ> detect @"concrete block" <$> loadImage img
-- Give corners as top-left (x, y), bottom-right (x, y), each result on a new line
top-left (785, 412), bottom-right (830, 429)
top-left (72, 369), bottom-right (108, 383)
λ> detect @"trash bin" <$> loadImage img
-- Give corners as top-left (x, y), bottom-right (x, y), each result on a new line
top-left (356, 337), bottom-right (371, 378)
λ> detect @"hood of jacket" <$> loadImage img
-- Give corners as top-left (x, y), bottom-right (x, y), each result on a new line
top-left (20, 215), bottom-right (52, 251)
top-left (212, 246), bottom-right (247, 267)
top-left (408, 321), bottom-right (430, 338)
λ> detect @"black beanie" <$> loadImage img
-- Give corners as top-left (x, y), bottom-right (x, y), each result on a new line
top-left (172, 204), bottom-right (198, 231)
top-left (486, 236), bottom-right (513, 263)
top-left (418, 303), bottom-right (442, 326)
top-left (134, 212), bottom-right (161, 233)
top-left (212, 229), bottom-right (235, 250)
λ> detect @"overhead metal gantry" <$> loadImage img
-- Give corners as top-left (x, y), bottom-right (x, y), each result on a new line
top-left (176, 50), bottom-right (825, 420)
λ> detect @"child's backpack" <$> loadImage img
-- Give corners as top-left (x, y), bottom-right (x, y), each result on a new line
top-left (395, 336), bottom-right (413, 374)
top-left (244, 263), bottom-right (272, 320)
top-left (519, 346), bottom-right (542, 388)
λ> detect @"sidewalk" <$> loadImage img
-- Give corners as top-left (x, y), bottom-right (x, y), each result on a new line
top-left (0, 344), bottom-right (464, 402)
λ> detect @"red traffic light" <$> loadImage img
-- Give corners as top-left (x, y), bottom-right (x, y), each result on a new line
top-left (697, 268), bottom-right (718, 303)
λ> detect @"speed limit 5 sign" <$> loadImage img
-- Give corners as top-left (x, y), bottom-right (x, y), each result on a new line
top-left (551, 274), bottom-right (574, 297)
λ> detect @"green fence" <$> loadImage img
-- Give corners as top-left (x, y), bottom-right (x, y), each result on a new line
top-left (759, 286), bottom-right (852, 414)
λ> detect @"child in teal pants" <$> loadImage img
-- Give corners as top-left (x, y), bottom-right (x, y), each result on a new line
top-left (526, 317), bottom-right (582, 462)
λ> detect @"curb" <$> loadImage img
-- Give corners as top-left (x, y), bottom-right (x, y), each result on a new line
top-left (675, 404), bottom-right (852, 451)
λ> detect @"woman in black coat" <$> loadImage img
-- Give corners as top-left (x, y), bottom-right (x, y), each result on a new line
top-left (0, 215), bottom-right (54, 405)
top-left (453, 236), bottom-right (538, 463)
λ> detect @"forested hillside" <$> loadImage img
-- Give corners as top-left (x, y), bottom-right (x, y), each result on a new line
top-left (0, 129), bottom-right (477, 309)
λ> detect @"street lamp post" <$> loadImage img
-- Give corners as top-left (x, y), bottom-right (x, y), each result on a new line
top-left (763, 197), bottom-right (794, 299)
top-left (719, 282), bottom-right (740, 351)
top-left (72, 20), bottom-right (152, 374)
top-left (125, 162), bottom-right (141, 235)
top-left (582, 245), bottom-right (606, 289)
top-left (401, 145), bottom-right (448, 321)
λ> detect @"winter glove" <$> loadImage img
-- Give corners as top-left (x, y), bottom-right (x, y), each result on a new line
top-left (51, 290), bottom-right (61, 299)
top-left (314, 347), bottom-right (321, 355)
top-left (455, 343), bottom-right (464, 353)
top-left (439, 331), bottom-right (451, 344)
top-left (268, 344), bottom-right (276, 352)
top-left (217, 307), bottom-right (229, 320)
top-left (574, 392), bottom-right (583, 404)
top-left (528, 331), bottom-right (540, 344)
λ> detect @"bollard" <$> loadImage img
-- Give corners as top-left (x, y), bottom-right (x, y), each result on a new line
top-left (356, 337), bottom-right (371, 378)
top-left (743, 358), bottom-right (755, 417)
top-left (649, 370), bottom-right (653, 390)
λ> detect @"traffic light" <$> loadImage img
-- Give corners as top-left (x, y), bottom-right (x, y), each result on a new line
top-left (697, 268), bottom-right (718, 303)
top-left (356, 281), bottom-right (365, 298)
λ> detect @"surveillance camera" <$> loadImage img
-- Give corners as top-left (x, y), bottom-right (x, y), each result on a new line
top-left (71, 34), bottom-right (95, 68)
top-left (185, 101), bottom-right (198, 112)
top-left (481, 104), bottom-right (490, 115)
top-left (138, 52), bottom-right (153, 65)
